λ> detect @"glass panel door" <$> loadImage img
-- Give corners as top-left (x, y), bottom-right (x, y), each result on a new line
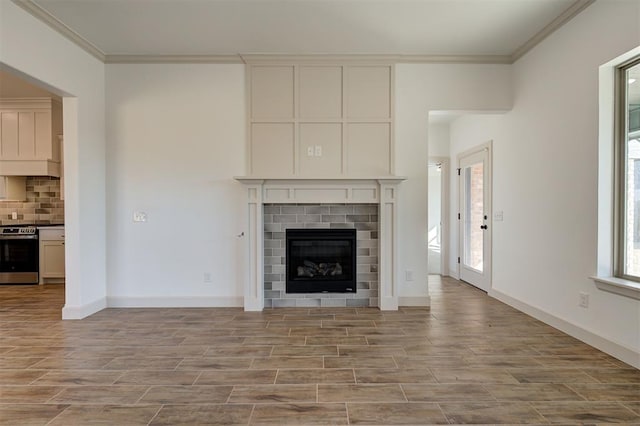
top-left (458, 143), bottom-right (492, 292)
top-left (463, 161), bottom-right (484, 272)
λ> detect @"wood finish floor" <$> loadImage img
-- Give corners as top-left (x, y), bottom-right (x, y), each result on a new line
top-left (0, 277), bottom-right (638, 425)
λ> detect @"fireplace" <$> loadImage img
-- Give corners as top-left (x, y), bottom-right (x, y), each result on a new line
top-left (234, 176), bottom-right (406, 310)
top-left (286, 228), bottom-right (357, 293)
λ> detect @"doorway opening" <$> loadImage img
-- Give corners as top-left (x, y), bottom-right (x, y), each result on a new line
top-left (428, 157), bottom-right (449, 276)
top-left (457, 141), bottom-right (492, 292)
top-left (0, 65), bottom-right (71, 313)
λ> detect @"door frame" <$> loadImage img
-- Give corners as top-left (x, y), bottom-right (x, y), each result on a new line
top-left (428, 156), bottom-right (450, 276)
top-left (457, 141), bottom-right (492, 291)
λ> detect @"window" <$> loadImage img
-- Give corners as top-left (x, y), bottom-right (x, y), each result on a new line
top-left (616, 58), bottom-right (640, 280)
top-left (593, 48), bottom-right (640, 300)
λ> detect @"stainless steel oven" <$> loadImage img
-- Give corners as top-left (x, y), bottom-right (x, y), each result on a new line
top-left (0, 226), bottom-right (39, 284)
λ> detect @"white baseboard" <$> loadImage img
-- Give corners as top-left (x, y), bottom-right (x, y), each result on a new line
top-left (489, 288), bottom-right (640, 369)
top-left (449, 269), bottom-right (460, 279)
top-left (399, 296), bottom-right (431, 307)
top-left (379, 296), bottom-right (399, 310)
top-left (107, 296), bottom-right (243, 308)
top-left (62, 297), bottom-right (107, 319)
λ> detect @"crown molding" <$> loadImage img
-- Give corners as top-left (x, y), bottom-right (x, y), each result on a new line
top-left (11, 0), bottom-right (106, 62)
top-left (240, 54), bottom-right (511, 65)
top-left (105, 55), bottom-right (243, 64)
top-left (13, 0), bottom-right (595, 66)
top-left (391, 55), bottom-right (512, 65)
top-left (510, 0), bottom-right (596, 62)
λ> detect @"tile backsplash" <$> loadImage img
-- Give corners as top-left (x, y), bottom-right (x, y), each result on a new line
top-left (0, 177), bottom-right (64, 226)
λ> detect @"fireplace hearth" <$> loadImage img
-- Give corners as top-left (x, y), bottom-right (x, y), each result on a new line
top-left (286, 228), bottom-right (357, 293)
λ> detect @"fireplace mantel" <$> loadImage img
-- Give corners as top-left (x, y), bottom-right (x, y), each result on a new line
top-left (235, 176), bottom-right (406, 311)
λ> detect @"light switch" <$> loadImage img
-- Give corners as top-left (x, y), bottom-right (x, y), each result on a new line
top-left (307, 146), bottom-right (314, 157)
top-left (11, 212), bottom-right (17, 220)
top-left (314, 145), bottom-right (322, 157)
top-left (133, 211), bottom-right (147, 222)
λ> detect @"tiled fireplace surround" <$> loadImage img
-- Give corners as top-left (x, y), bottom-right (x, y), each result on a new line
top-left (236, 178), bottom-right (404, 311)
top-left (263, 203), bottom-right (379, 308)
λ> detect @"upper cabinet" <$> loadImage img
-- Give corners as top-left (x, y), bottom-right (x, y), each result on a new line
top-left (247, 62), bottom-right (394, 177)
top-left (0, 98), bottom-right (62, 177)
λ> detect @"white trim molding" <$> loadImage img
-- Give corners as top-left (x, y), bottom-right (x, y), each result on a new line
top-left (107, 296), bottom-right (243, 308)
top-left (489, 288), bottom-right (640, 369)
top-left (106, 55), bottom-right (243, 64)
top-left (591, 276), bottom-right (640, 301)
top-left (235, 176), bottom-right (407, 311)
top-left (510, 0), bottom-right (596, 62)
top-left (12, 0), bottom-right (106, 62)
top-left (11, 0), bottom-right (596, 66)
top-left (240, 54), bottom-right (511, 65)
top-left (61, 297), bottom-right (107, 320)
top-left (398, 296), bottom-right (431, 307)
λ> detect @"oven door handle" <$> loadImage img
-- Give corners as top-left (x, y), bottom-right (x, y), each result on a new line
top-left (0, 235), bottom-right (38, 240)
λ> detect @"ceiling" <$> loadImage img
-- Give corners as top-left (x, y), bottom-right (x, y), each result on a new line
top-left (24, 0), bottom-right (593, 62)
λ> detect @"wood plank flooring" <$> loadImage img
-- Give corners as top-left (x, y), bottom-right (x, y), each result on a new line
top-left (0, 277), bottom-right (638, 425)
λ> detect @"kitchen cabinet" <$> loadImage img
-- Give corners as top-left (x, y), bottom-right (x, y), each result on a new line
top-left (39, 227), bottom-right (65, 284)
top-left (0, 98), bottom-right (62, 177)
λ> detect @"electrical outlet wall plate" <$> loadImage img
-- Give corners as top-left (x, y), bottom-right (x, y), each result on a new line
top-left (579, 292), bottom-right (589, 308)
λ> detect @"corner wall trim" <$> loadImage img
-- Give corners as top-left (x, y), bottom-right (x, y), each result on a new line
top-left (105, 55), bottom-right (243, 64)
top-left (12, 0), bottom-right (106, 62)
top-left (107, 296), bottom-right (243, 308)
top-left (488, 288), bottom-right (640, 369)
top-left (61, 297), bottom-right (107, 320)
top-left (7, 0), bottom-right (595, 66)
top-left (510, 0), bottom-right (596, 62)
top-left (398, 296), bottom-right (431, 307)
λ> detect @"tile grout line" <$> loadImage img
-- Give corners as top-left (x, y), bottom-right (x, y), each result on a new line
top-left (528, 402), bottom-right (552, 424)
top-left (134, 385), bottom-right (154, 404)
top-left (246, 403), bottom-right (256, 426)
top-left (146, 403), bottom-right (165, 426)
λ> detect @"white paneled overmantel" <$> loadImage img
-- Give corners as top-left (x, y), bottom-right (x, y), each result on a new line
top-left (235, 176), bottom-right (406, 311)
top-left (246, 60), bottom-right (395, 178)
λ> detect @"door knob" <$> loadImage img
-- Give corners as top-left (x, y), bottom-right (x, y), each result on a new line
top-left (480, 225), bottom-right (488, 230)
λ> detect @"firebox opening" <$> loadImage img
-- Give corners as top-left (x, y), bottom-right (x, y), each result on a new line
top-left (286, 228), bottom-right (357, 293)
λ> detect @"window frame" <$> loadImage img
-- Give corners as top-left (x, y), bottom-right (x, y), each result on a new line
top-left (614, 56), bottom-right (640, 282)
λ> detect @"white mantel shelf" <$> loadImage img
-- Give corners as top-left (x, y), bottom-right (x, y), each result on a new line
top-left (236, 177), bottom-right (405, 311)
top-left (234, 176), bottom-right (407, 182)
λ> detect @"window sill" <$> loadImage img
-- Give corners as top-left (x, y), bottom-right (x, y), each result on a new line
top-left (590, 276), bottom-right (640, 300)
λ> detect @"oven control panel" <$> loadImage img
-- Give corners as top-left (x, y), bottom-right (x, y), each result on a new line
top-left (0, 227), bottom-right (37, 235)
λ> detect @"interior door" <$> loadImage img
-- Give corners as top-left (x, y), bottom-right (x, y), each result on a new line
top-left (458, 144), bottom-right (491, 291)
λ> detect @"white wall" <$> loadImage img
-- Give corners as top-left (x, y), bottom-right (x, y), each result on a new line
top-left (428, 123), bottom-right (450, 157)
top-left (395, 64), bottom-right (511, 300)
top-left (0, 2), bottom-right (107, 318)
top-left (450, 0), bottom-right (640, 365)
top-left (105, 64), bottom-right (246, 306)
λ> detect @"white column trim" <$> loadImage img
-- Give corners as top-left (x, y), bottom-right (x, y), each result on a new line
top-left (244, 180), bottom-right (264, 311)
top-left (378, 179), bottom-right (400, 310)
top-left (235, 177), bottom-right (405, 311)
